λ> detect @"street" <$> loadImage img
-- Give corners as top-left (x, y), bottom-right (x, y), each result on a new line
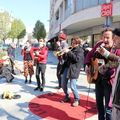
top-left (0, 49), bottom-right (97, 120)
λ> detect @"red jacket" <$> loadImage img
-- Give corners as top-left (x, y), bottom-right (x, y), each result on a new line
top-left (35, 46), bottom-right (48, 64)
top-left (21, 47), bottom-right (34, 60)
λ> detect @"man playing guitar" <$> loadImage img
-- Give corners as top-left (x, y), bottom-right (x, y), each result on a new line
top-left (85, 28), bottom-right (120, 120)
top-left (97, 28), bottom-right (120, 120)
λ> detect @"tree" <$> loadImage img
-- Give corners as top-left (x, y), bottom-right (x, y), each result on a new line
top-left (0, 11), bottom-right (11, 42)
top-left (33, 20), bottom-right (46, 41)
top-left (9, 19), bottom-right (26, 41)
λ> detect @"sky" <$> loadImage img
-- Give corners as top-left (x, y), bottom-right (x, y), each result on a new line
top-left (0, 0), bottom-right (50, 33)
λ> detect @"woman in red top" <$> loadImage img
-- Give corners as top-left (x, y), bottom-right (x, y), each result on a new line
top-left (21, 40), bottom-right (34, 83)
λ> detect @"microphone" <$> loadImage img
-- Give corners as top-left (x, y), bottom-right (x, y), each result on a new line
top-left (100, 43), bottom-right (105, 48)
top-left (96, 43), bottom-right (105, 52)
top-left (94, 43), bottom-right (106, 59)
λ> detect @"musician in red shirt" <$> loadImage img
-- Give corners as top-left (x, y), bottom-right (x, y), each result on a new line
top-left (34, 39), bottom-right (48, 91)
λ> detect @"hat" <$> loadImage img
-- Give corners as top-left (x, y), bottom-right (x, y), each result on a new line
top-left (59, 33), bottom-right (67, 40)
top-left (113, 28), bottom-right (120, 37)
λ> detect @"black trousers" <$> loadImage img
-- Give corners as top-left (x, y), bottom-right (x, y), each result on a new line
top-left (56, 63), bottom-right (63, 88)
top-left (36, 63), bottom-right (46, 88)
top-left (95, 75), bottom-right (112, 120)
top-left (0, 66), bottom-right (14, 82)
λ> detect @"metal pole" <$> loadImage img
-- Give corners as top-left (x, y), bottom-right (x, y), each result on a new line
top-left (105, 16), bottom-right (112, 27)
top-left (104, 0), bottom-right (112, 27)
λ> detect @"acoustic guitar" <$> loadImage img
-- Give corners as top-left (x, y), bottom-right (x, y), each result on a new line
top-left (87, 57), bottom-right (107, 84)
top-left (87, 58), bottom-right (99, 84)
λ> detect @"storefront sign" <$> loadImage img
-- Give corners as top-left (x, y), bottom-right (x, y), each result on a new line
top-left (101, 3), bottom-right (112, 17)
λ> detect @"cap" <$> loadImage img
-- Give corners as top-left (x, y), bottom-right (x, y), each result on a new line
top-left (113, 28), bottom-right (120, 37)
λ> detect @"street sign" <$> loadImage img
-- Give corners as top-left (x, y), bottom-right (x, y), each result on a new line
top-left (101, 3), bottom-right (113, 17)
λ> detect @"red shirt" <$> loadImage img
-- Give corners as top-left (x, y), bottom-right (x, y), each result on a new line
top-left (35, 46), bottom-right (48, 64)
top-left (21, 47), bottom-right (34, 60)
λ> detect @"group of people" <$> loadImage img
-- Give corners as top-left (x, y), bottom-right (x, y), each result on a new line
top-left (85, 28), bottom-right (120, 120)
top-left (0, 27), bottom-right (120, 119)
top-left (0, 43), bottom-right (16, 83)
top-left (56, 28), bottom-right (120, 119)
top-left (0, 38), bottom-right (48, 93)
top-left (21, 39), bottom-right (48, 91)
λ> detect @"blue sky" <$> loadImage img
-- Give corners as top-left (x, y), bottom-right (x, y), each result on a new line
top-left (0, 0), bottom-right (50, 32)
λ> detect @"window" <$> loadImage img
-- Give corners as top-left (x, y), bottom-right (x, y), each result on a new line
top-left (76, 0), bottom-right (83, 11)
top-left (91, 0), bottom-right (99, 6)
top-left (83, 0), bottom-right (91, 8)
top-left (99, 0), bottom-right (106, 4)
top-left (56, 10), bottom-right (59, 20)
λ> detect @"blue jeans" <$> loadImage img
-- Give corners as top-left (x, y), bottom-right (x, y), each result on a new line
top-left (106, 107), bottom-right (112, 120)
top-left (61, 68), bottom-right (80, 100)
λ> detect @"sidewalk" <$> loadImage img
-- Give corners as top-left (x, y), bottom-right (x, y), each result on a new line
top-left (0, 50), bottom-right (97, 120)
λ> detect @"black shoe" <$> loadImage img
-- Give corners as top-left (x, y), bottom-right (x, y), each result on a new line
top-left (9, 75), bottom-right (14, 82)
top-left (40, 87), bottom-right (44, 91)
top-left (12, 71), bottom-right (16, 75)
top-left (25, 79), bottom-right (27, 84)
top-left (34, 87), bottom-right (40, 91)
top-left (61, 97), bottom-right (71, 103)
top-left (29, 80), bottom-right (31, 83)
top-left (55, 86), bottom-right (61, 89)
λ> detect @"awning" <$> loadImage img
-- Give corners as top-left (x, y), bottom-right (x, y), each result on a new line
top-left (47, 36), bottom-right (58, 42)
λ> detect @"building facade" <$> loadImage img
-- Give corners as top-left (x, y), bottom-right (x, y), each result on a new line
top-left (48, 0), bottom-right (120, 46)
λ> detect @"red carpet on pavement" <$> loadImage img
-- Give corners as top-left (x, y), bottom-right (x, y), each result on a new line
top-left (29, 92), bottom-right (97, 120)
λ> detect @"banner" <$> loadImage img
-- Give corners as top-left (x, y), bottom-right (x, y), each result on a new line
top-left (101, 3), bottom-right (112, 17)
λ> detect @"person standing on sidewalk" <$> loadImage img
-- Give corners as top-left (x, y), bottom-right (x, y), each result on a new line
top-left (61, 36), bottom-right (84, 107)
top-left (55, 31), bottom-right (68, 89)
top-left (85, 28), bottom-right (119, 120)
top-left (7, 43), bottom-right (16, 74)
top-left (21, 40), bottom-right (34, 83)
top-left (34, 39), bottom-right (48, 91)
